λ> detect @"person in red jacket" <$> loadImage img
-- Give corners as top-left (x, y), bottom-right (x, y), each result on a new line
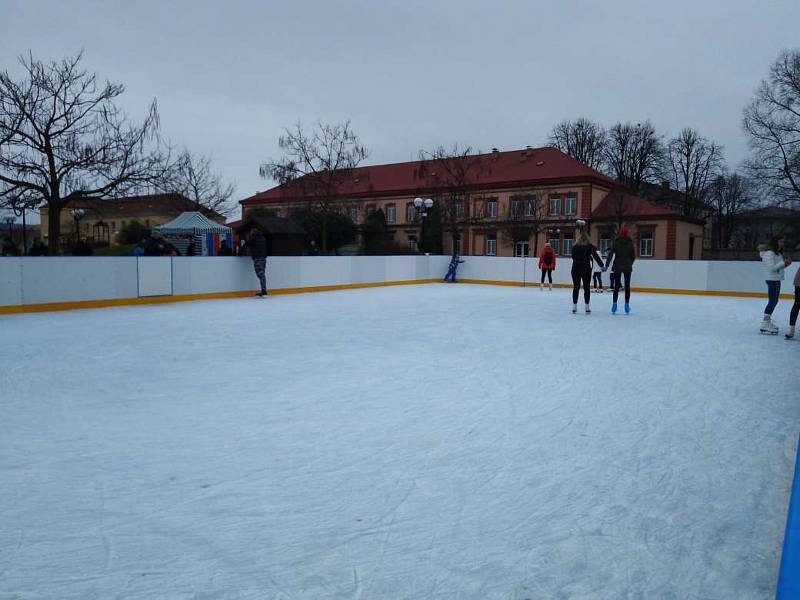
top-left (538, 242), bottom-right (557, 290)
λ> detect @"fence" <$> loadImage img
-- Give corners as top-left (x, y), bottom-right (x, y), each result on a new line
top-left (0, 255), bottom-right (797, 314)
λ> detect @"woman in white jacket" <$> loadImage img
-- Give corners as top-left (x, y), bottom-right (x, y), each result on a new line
top-left (759, 235), bottom-right (791, 334)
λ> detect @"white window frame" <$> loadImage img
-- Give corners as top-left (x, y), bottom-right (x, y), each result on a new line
top-left (487, 200), bottom-right (498, 219)
top-left (548, 236), bottom-right (561, 255)
top-left (640, 231), bottom-right (654, 257)
top-left (515, 241), bottom-right (529, 257)
top-left (526, 197), bottom-right (536, 216)
top-left (349, 207), bottom-right (358, 222)
top-left (407, 235), bottom-right (417, 249)
top-left (511, 198), bottom-right (522, 218)
top-left (562, 234), bottom-right (574, 256)
top-left (386, 204), bottom-right (396, 224)
top-left (406, 203), bottom-right (415, 222)
top-left (486, 235), bottom-right (497, 256)
top-left (549, 195), bottom-right (561, 216)
top-left (565, 194), bottom-right (577, 215)
top-left (454, 200), bottom-right (464, 218)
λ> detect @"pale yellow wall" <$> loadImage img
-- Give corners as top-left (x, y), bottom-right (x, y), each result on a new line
top-left (675, 222), bottom-right (705, 260)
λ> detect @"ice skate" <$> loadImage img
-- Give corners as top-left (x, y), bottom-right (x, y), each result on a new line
top-left (760, 315), bottom-right (778, 335)
top-left (547, 282), bottom-right (553, 291)
top-left (785, 325), bottom-right (795, 340)
top-left (540, 283), bottom-right (544, 291)
top-left (585, 304), bottom-right (591, 314)
top-left (611, 302), bottom-right (617, 314)
top-left (572, 304), bottom-right (577, 314)
top-left (624, 303), bottom-right (631, 314)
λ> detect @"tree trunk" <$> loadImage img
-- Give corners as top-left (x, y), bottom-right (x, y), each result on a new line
top-left (48, 202), bottom-right (62, 255)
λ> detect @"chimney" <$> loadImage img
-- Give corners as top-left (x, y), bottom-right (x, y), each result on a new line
top-left (491, 148), bottom-right (500, 160)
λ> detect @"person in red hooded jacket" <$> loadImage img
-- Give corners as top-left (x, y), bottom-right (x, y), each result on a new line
top-left (538, 242), bottom-right (557, 290)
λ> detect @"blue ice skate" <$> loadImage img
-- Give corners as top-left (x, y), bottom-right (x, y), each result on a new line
top-left (624, 303), bottom-right (630, 314)
top-left (611, 302), bottom-right (617, 314)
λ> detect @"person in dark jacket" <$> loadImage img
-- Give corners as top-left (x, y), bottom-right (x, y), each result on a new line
top-left (28, 238), bottom-right (48, 256)
top-left (218, 239), bottom-right (233, 256)
top-left (444, 254), bottom-right (465, 283)
top-left (1, 237), bottom-right (20, 256)
top-left (143, 231), bottom-right (167, 256)
top-left (604, 226), bottom-right (636, 314)
top-left (570, 233), bottom-right (603, 314)
top-left (249, 228), bottom-right (268, 296)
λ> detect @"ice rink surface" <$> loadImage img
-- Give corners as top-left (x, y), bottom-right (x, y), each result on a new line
top-left (1, 284), bottom-right (798, 599)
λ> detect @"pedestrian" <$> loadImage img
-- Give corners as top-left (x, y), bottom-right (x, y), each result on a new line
top-left (605, 225), bottom-right (636, 314)
top-left (570, 233), bottom-right (603, 314)
top-left (249, 227), bottom-right (268, 297)
top-left (592, 249), bottom-right (604, 292)
top-left (785, 264), bottom-right (799, 340)
top-left (143, 231), bottom-right (167, 256)
top-left (759, 235), bottom-right (791, 335)
top-left (444, 253), bottom-right (465, 283)
top-left (218, 239), bottom-right (233, 256)
top-left (1, 237), bottom-right (20, 256)
top-left (538, 242), bottom-right (556, 291)
top-left (132, 239), bottom-right (146, 256)
top-left (28, 238), bottom-right (48, 256)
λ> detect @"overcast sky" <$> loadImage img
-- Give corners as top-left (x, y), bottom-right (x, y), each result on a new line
top-left (1, 0), bottom-right (799, 222)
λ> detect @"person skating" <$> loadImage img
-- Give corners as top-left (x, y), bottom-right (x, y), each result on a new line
top-left (249, 227), bottom-right (268, 296)
top-left (444, 253), bottom-right (464, 283)
top-left (592, 250), bottom-right (604, 293)
top-left (605, 226), bottom-right (636, 314)
top-left (538, 242), bottom-right (556, 290)
top-left (570, 233), bottom-right (603, 313)
top-left (759, 235), bottom-right (790, 335)
top-left (786, 265), bottom-right (799, 339)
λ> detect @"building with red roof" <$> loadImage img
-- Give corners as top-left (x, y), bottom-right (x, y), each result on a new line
top-left (241, 147), bottom-right (704, 259)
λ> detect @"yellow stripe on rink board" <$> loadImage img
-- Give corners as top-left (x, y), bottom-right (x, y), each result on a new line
top-left (0, 279), bottom-right (440, 315)
top-left (0, 277), bottom-right (792, 315)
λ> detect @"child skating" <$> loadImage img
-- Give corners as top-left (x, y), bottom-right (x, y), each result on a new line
top-left (444, 254), bottom-right (465, 283)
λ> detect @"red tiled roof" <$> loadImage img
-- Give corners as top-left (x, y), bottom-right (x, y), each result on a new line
top-left (242, 147), bottom-right (617, 205)
top-left (65, 193), bottom-right (224, 221)
top-left (592, 190), bottom-right (689, 220)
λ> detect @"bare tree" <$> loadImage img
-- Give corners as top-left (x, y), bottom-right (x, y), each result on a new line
top-left (666, 128), bottom-right (725, 218)
top-left (0, 52), bottom-right (170, 252)
top-left (417, 145), bottom-right (484, 249)
top-left (709, 173), bottom-right (754, 249)
top-left (743, 49), bottom-right (800, 207)
top-left (604, 121), bottom-right (663, 195)
top-left (548, 118), bottom-right (606, 170)
top-left (261, 120), bottom-right (367, 253)
top-left (166, 149), bottom-right (236, 217)
top-left (498, 190), bottom-right (549, 256)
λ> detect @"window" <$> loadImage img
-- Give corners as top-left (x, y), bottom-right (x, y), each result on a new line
top-left (487, 200), bottom-right (498, 218)
top-left (452, 236), bottom-right (462, 256)
top-left (525, 197), bottom-right (536, 216)
top-left (406, 203), bottom-right (416, 222)
top-left (640, 231), bottom-right (654, 257)
top-left (515, 241), bottom-right (529, 257)
top-left (565, 193), bottom-right (577, 215)
top-left (563, 232), bottom-right (574, 256)
top-left (600, 236), bottom-right (612, 255)
top-left (511, 198), bottom-right (522, 218)
top-left (407, 235), bottom-right (417, 249)
top-left (349, 207), bottom-right (358, 222)
top-left (486, 234), bottom-right (497, 256)
top-left (454, 200), bottom-right (464, 218)
top-left (548, 233), bottom-right (560, 255)
top-left (386, 204), bottom-right (396, 224)
top-left (549, 195), bottom-right (561, 216)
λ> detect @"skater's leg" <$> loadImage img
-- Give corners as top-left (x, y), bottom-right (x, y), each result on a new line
top-left (612, 271), bottom-right (621, 303)
top-left (623, 272), bottom-right (631, 304)
top-left (547, 269), bottom-right (553, 284)
top-left (582, 271), bottom-right (591, 304)
top-left (790, 286), bottom-right (800, 327)
top-left (541, 269), bottom-right (546, 284)
top-left (765, 281), bottom-right (781, 315)
top-left (571, 269), bottom-right (581, 304)
top-left (253, 258), bottom-right (267, 294)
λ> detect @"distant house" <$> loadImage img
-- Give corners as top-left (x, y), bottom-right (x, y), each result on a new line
top-left (638, 181), bottom-right (715, 251)
top-left (40, 193), bottom-right (225, 244)
top-left (241, 147), bottom-right (705, 259)
top-left (730, 206), bottom-right (800, 250)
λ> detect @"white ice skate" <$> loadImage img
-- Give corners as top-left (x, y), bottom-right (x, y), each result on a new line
top-left (572, 304), bottom-right (577, 314)
top-left (786, 326), bottom-right (795, 340)
top-left (585, 304), bottom-right (591, 314)
top-left (760, 316), bottom-right (779, 335)
top-left (547, 282), bottom-right (553, 291)
top-left (540, 283), bottom-right (544, 291)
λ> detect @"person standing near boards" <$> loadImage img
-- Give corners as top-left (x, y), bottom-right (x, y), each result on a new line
top-left (249, 228), bottom-right (269, 297)
top-left (538, 242), bottom-right (556, 290)
top-left (570, 233), bottom-right (603, 314)
top-left (759, 235), bottom-right (791, 335)
top-left (604, 226), bottom-right (636, 314)
top-left (785, 264), bottom-right (799, 340)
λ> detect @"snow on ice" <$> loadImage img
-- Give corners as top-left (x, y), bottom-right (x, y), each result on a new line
top-left (0, 284), bottom-right (797, 599)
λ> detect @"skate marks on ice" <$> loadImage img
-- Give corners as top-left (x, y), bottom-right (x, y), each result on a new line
top-left (0, 285), bottom-right (797, 599)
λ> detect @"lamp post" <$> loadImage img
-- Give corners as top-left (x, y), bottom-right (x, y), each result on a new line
top-left (4, 216), bottom-right (16, 242)
top-left (413, 198), bottom-right (433, 252)
top-left (70, 208), bottom-right (86, 244)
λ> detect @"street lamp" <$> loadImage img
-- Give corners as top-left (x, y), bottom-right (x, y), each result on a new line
top-left (70, 208), bottom-right (86, 243)
top-left (4, 216), bottom-right (16, 240)
top-left (413, 197), bottom-right (434, 220)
